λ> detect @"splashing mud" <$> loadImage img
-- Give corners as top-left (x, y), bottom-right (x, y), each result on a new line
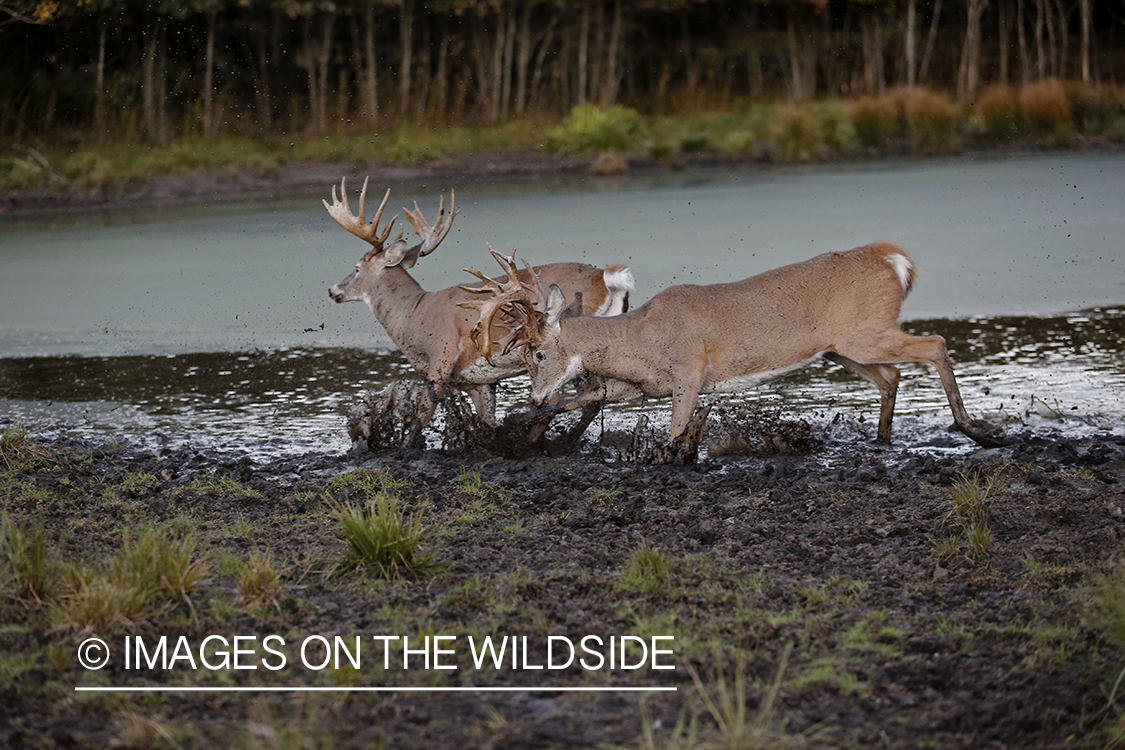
top-left (1, 309), bottom-right (1122, 464)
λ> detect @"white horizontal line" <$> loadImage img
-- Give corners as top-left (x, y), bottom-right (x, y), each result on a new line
top-left (75, 686), bottom-right (677, 693)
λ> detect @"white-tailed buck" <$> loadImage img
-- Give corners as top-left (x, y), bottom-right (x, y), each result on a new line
top-left (469, 243), bottom-right (1007, 458)
top-left (325, 177), bottom-right (634, 447)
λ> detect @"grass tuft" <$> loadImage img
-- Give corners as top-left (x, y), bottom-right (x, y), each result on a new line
top-left (1, 514), bottom-right (58, 604)
top-left (0, 425), bottom-right (53, 472)
top-left (330, 492), bottom-right (440, 581)
top-left (54, 525), bottom-right (211, 634)
top-left (238, 550), bottom-right (285, 612)
top-left (620, 541), bottom-right (670, 595)
top-left (947, 469), bottom-right (1005, 561)
top-left (685, 643), bottom-right (804, 750)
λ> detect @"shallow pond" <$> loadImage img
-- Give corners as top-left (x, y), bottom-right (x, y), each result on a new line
top-left (1, 152), bottom-right (1123, 461)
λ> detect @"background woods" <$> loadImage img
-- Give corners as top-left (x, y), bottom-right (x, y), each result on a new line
top-left (1, 0), bottom-right (1124, 147)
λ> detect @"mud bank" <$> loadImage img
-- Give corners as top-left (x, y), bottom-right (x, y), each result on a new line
top-left (3, 424), bottom-right (1125, 748)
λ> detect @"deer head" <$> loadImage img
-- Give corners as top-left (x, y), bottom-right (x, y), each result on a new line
top-left (463, 248), bottom-right (583, 400)
top-left (326, 177), bottom-right (456, 303)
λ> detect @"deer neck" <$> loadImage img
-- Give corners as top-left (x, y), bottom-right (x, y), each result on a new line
top-left (364, 266), bottom-right (427, 343)
top-left (561, 315), bottom-right (630, 378)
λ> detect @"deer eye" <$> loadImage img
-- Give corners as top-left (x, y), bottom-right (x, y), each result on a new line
top-left (534, 351), bottom-right (546, 362)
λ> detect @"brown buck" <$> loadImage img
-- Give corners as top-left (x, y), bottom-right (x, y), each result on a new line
top-left (325, 177), bottom-right (634, 446)
top-left (468, 242), bottom-right (1007, 457)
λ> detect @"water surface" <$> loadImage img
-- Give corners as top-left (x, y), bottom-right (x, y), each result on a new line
top-left (1, 153), bottom-right (1123, 460)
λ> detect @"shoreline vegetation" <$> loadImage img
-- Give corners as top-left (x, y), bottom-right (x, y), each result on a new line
top-left (3, 81), bottom-right (1124, 214)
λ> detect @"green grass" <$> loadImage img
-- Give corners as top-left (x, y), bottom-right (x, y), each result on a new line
top-left (238, 550), bottom-right (285, 612)
top-left (8, 83), bottom-right (1120, 196)
top-left (329, 492), bottom-right (440, 581)
top-left (947, 469), bottom-right (1006, 561)
top-left (619, 541), bottom-right (671, 595)
top-left (0, 425), bottom-right (53, 473)
top-left (1, 514), bottom-right (58, 604)
top-left (54, 525), bottom-right (211, 634)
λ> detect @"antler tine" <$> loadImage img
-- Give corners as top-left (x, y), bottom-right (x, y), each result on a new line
top-left (405, 190), bottom-right (459, 258)
top-left (323, 176), bottom-right (398, 251)
top-left (458, 244), bottom-right (539, 363)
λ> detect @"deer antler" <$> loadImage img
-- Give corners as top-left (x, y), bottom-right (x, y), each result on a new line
top-left (459, 246), bottom-right (544, 363)
top-left (404, 190), bottom-right (459, 258)
top-left (323, 177), bottom-right (401, 260)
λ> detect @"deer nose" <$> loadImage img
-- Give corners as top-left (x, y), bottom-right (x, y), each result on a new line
top-left (329, 286), bottom-right (343, 302)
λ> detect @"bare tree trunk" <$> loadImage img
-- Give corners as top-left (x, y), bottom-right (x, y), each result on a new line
top-left (1079, 0), bottom-right (1091, 82)
top-left (861, 13), bottom-right (885, 95)
top-left (157, 23), bottom-right (167, 143)
top-left (590, 0), bottom-right (604, 105)
top-left (600, 0), bottom-right (622, 105)
top-left (250, 18), bottom-right (273, 129)
top-left (787, 8), bottom-right (804, 100)
top-left (93, 19), bottom-right (107, 144)
top-left (919, 0), bottom-right (944, 84)
top-left (1018, 0), bottom-right (1031, 82)
top-left (363, 4), bottom-right (379, 126)
top-left (141, 17), bottom-right (165, 142)
top-left (399, 0), bottom-right (414, 118)
top-left (417, 15), bottom-right (431, 119)
top-left (530, 17), bottom-right (557, 113)
top-left (998, 0), bottom-right (1010, 85)
top-left (906, 0), bottom-right (917, 86)
top-left (1052, 0), bottom-right (1072, 78)
top-left (515, 0), bottom-right (532, 116)
top-left (500, 3), bottom-right (516, 120)
top-left (317, 10), bottom-right (335, 133)
top-left (577, 2), bottom-right (589, 106)
top-left (1034, 0), bottom-right (1046, 78)
top-left (202, 11), bottom-right (217, 138)
top-left (958, 0), bottom-right (987, 99)
top-left (1038, 0), bottom-right (1055, 77)
top-left (489, 11), bottom-right (505, 121)
top-left (435, 17), bottom-right (450, 122)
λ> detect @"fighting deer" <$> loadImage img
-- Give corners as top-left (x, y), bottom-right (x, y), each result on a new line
top-left (468, 242), bottom-right (1007, 459)
top-left (325, 177), bottom-right (634, 447)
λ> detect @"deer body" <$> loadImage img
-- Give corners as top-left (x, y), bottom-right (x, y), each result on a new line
top-left (483, 242), bottom-right (1005, 450)
top-left (326, 178), bottom-right (632, 443)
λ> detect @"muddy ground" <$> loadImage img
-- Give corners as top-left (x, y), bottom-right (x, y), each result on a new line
top-left (3, 414), bottom-right (1125, 749)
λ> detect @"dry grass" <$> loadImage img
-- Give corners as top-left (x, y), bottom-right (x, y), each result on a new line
top-left (1020, 79), bottom-right (1075, 141)
top-left (979, 85), bottom-right (1025, 140)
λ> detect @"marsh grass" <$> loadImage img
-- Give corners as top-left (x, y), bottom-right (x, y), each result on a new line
top-left (949, 470), bottom-right (1003, 558)
top-left (55, 525), bottom-right (211, 634)
top-left (1020, 79), bottom-right (1075, 144)
top-left (979, 85), bottom-right (1025, 139)
top-left (5, 85), bottom-right (1123, 195)
top-left (185, 472), bottom-right (263, 501)
top-left (1, 514), bottom-right (58, 604)
top-left (0, 425), bottom-right (53, 472)
top-left (685, 643), bottom-right (806, 750)
top-left (620, 541), bottom-right (671, 595)
top-left (238, 550), bottom-right (285, 612)
top-left (329, 492), bottom-right (439, 581)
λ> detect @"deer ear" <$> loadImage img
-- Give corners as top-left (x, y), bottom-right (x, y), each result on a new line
top-left (382, 239), bottom-right (422, 269)
top-left (545, 284), bottom-right (568, 327)
top-left (562, 291), bottom-right (583, 318)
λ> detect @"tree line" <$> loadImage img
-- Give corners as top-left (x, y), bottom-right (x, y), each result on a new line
top-left (2, 0), bottom-right (1122, 145)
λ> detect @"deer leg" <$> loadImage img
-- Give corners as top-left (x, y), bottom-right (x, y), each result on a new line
top-left (405, 380), bottom-right (445, 450)
top-left (662, 372), bottom-right (710, 463)
top-left (824, 353), bottom-right (901, 443)
top-left (838, 333), bottom-right (1009, 448)
top-left (463, 383), bottom-right (498, 426)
